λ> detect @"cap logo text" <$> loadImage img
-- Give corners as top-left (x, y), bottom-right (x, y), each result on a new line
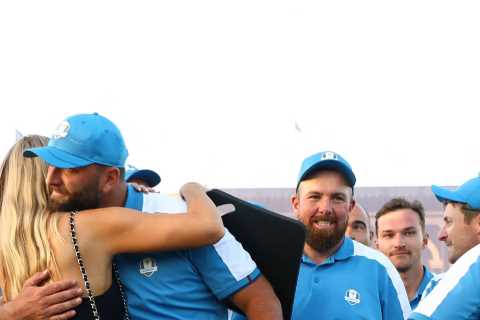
top-left (322, 151), bottom-right (338, 160)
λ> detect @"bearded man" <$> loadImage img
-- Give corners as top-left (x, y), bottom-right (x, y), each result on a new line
top-left (289, 151), bottom-right (411, 320)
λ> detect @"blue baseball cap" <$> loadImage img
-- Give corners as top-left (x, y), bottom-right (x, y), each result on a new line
top-left (297, 151), bottom-right (356, 187)
top-left (125, 166), bottom-right (161, 188)
top-left (432, 177), bottom-right (480, 210)
top-left (23, 113), bottom-right (128, 169)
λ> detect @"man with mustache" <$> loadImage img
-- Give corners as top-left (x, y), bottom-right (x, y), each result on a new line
top-left (24, 112), bottom-right (282, 320)
top-left (289, 151), bottom-right (411, 319)
top-left (125, 165), bottom-right (161, 190)
top-left (409, 176), bottom-right (480, 319)
top-left (375, 198), bottom-right (434, 310)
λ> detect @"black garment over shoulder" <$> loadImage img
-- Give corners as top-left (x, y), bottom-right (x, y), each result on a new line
top-left (72, 276), bottom-right (126, 320)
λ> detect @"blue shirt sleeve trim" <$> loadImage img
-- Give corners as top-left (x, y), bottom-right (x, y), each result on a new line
top-left (408, 312), bottom-right (431, 320)
top-left (217, 268), bottom-right (262, 300)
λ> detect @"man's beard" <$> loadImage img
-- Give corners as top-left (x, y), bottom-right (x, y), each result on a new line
top-left (390, 253), bottom-right (413, 273)
top-left (395, 264), bottom-right (412, 273)
top-left (304, 216), bottom-right (347, 253)
top-left (48, 184), bottom-right (102, 212)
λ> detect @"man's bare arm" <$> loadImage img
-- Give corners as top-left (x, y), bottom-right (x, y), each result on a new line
top-left (230, 275), bottom-right (283, 320)
top-left (0, 270), bottom-right (82, 320)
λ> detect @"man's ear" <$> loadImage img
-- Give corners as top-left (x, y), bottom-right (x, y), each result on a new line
top-left (291, 193), bottom-right (300, 218)
top-left (349, 198), bottom-right (356, 212)
top-left (422, 232), bottom-right (429, 249)
top-left (100, 167), bottom-right (122, 193)
top-left (473, 214), bottom-right (480, 238)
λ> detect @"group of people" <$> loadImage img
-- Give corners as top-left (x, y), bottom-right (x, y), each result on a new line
top-left (299, 153), bottom-right (480, 319)
top-left (345, 176), bottom-right (480, 319)
top-left (0, 112), bottom-right (478, 319)
top-left (0, 113), bottom-right (280, 320)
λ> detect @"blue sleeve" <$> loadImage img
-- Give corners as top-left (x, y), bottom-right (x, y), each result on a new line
top-left (410, 257), bottom-right (480, 319)
top-left (189, 230), bottom-right (261, 300)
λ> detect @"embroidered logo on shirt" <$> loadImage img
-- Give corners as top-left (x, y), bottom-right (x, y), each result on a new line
top-left (344, 289), bottom-right (361, 305)
top-left (52, 121), bottom-right (70, 139)
top-left (139, 257), bottom-right (158, 277)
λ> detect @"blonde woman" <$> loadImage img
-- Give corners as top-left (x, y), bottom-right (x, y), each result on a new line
top-left (0, 135), bottom-right (224, 319)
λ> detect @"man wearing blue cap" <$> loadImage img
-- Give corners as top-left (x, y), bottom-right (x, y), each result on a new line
top-left (409, 176), bottom-right (480, 319)
top-left (125, 165), bottom-right (161, 190)
top-left (289, 151), bottom-right (411, 319)
top-left (24, 113), bottom-right (282, 320)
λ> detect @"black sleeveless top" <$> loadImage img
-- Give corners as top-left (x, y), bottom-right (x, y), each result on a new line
top-left (72, 274), bottom-right (126, 320)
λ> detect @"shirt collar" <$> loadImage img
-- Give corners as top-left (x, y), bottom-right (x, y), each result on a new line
top-left (410, 266), bottom-right (435, 306)
top-left (302, 237), bottom-right (353, 265)
top-left (416, 266), bottom-right (435, 298)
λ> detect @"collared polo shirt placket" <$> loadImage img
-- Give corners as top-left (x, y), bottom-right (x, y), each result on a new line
top-left (409, 266), bottom-right (435, 310)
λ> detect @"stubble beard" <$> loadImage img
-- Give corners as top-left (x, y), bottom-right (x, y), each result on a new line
top-left (390, 251), bottom-right (415, 273)
top-left (48, 183), bottom-right (102, 212)
top-left (393, 259), bottom-right (413, 273)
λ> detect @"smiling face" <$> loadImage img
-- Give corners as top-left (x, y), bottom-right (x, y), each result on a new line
top-left (376, 209), bottom-right (427, 273)
top-left (292, 170), bottom-right (354, 254)
top-left (438, 203), bottom-right (480, 264)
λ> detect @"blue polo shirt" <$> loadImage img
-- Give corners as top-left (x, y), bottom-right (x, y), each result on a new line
top-left (419, 273), bottom-right (444, 301)
top-left (409, 266), bottom-right (435, 310)
top-left (292, 238), bottom-right (411, 320)
top-left (409, 244), bottom-right (480, 319)
top-left (116, 185), bottom-right (261, 320)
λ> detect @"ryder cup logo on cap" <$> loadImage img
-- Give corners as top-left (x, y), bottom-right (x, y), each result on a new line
top-left (431, 176), bottom-right (480, 210)
top-left (23, 113), bottom-right (129, 169)
top-left (52, 121), bottom-right (70, 139)
top-left (297, 151), bottom-right (356, 187)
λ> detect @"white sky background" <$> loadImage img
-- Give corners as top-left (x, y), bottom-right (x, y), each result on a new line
top-left (0, 1), bottom-right (479, 192)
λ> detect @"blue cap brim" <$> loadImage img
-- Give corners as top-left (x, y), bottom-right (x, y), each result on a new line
top-left (431, 185), bottom-right (466, 204)
top-left (23, 146), bottom-right (93, 169)
top-left (126, 169), bottom-right (161, 187)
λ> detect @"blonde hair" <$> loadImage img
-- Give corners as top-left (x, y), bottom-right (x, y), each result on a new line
top-left (0, 135), bottom-right (61, 300)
